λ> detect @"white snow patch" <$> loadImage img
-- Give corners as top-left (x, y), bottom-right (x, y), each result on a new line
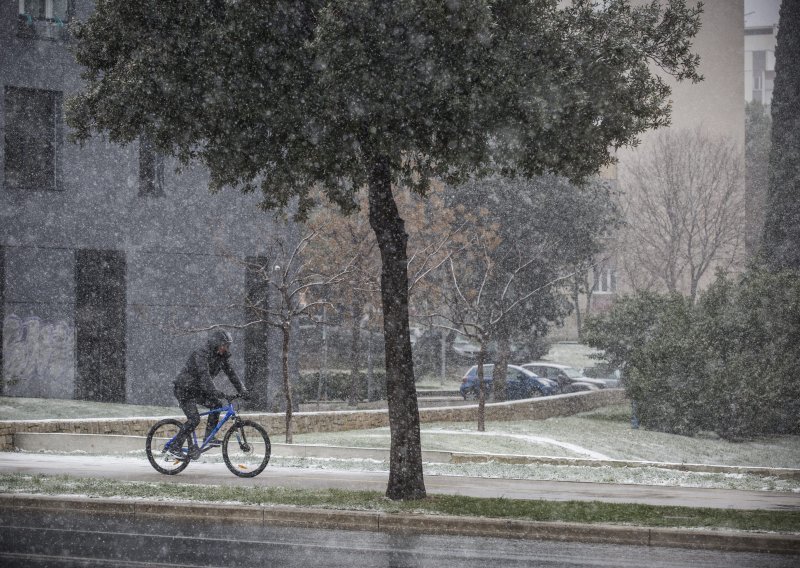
top-left (428, 429), bottom-right (611, 460)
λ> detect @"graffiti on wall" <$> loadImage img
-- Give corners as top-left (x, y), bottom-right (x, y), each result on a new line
top-left (2, 314), bottom-right (75, 396)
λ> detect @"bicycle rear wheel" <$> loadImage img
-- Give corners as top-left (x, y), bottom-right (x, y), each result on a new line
top-left (222, 420), bottom-right (271, 478)
top-left (146, 418), bottom-right (190, 475)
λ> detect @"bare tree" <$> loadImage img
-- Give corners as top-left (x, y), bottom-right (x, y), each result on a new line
top-left (621, 128), bottom-right (744, 301)
top-left (432, 230), bottom-right (578, 431)
top-left (242, 227), bottom-right (354, 443)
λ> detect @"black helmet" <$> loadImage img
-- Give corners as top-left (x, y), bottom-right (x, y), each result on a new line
top-left (210, 329), bottom-right (233, 349)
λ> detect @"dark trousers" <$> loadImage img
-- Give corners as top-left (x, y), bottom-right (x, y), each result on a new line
top-left (173, 385), bottom-right (224, 447)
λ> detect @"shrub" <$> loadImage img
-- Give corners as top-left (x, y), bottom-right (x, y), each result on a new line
top-left (583, 270), bottom-right (800, 439)
top-left (296, 370), bottom-right (387, 403)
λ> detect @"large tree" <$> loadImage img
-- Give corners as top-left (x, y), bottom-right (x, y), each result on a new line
top-left (762, 0), bottom-right (800, 270)
top-left (66, 0), bottom-right (702, 500)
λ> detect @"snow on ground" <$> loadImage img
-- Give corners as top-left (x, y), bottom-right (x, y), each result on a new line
top-left (424, 430), bottom-right (611, 459)
top-left (4, 399), bottom-right (800, 492)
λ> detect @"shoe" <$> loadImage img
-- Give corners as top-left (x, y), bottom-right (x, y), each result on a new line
top-left (166, 446), bottom-right (187, 460)
top-left (206, 437), bottom-right (222, 448)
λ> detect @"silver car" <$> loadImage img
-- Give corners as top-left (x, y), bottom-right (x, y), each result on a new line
top-left (521, 362), bottom-right (618, 392)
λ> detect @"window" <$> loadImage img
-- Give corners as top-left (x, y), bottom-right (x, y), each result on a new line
top-left (592, 263), bottom-right (617, 294)
top-left (138, 135), bottom-right (164, 197)
top-left (4, 86), bottom-right (63, 192)
top-left (18, 0), bottom-right (72, 40)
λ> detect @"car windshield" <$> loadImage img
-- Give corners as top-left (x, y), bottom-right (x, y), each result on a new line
top-left (467, 364), bottom-right (494, 378)
top-left (561, 367), bottom-right (584, 379)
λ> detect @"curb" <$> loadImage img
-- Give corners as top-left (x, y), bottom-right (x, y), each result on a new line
top-left (2, 494), bottom-right (798, 555)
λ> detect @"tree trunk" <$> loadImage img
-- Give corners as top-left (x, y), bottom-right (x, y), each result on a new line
top-left (476, 342), bottom-right (486, 432)
top-left (282, 323), bottom-right (293, 444)
top-left (317, 305), bottom-right (327, 408)
top-left (493, 333), bottom-right (510, 402)
top-left (366, 327), bottom-right (375, 401)
top-left (348, 300), bottom-right (363, 406)
top-left (367, 154), bottom-right (426, 500)
top-left (572, 274), bottom-right (583, 339)
top-left (440, 327), bottom-right (447, 386)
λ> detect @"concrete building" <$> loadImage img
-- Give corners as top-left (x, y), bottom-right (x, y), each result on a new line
top-left (1, 1), bottom-right (288, 408)
top-left (743, 0), bottom-right (781, 257)
top-left (744, 0), bottom-right (780, 105)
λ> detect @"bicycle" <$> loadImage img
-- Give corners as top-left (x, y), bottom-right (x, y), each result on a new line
top-left (145, 394), bottom-right (271, 478)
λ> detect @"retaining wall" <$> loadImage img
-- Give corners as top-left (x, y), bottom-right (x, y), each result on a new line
top-left (0, 389), bottom-right (626, 451)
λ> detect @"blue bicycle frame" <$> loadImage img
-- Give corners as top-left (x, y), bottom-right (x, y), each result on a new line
top-left (165, 398), bottom-right (244, 457)
top-left (191, 402), bottom-right (237, 450)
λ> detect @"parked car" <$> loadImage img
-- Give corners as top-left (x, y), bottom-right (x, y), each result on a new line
top-left (521, 362), bottom-right (614, 392)
top-left (581, 364), bottom-right (622, 388)
top-left (452, 335), bottom-right (481, 357)
top-left (459, 364), bottom-right (558, 400)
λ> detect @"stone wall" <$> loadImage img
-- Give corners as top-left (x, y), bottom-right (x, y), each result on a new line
top-left (0, 389), bottom-right (626, 451)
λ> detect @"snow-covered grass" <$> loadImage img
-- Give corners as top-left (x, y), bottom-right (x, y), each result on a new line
top-left (3, 473), bottom-right (799, 533)
top-left (4, 397), bottom-right (800, 492)
top-left (293, 405), bottom-right (800, 469)
top-left (0, 396), bottom-right (179, 420)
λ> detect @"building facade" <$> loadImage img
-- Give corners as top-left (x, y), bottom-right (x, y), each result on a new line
top-left (1, 1), bottom-right (288, 408)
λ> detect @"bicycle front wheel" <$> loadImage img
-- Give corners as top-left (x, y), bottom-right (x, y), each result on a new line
top-left (146, 418), bottom-right (190, 475)
top-left (222, 420), bottom-right (271, 478)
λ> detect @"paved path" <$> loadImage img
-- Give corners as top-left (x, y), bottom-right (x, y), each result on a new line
top-left (2, 453), bottom-right (799, 511)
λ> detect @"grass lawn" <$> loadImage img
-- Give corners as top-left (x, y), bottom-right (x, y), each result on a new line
top-left (2, 473), bottom-right (798, 534)
top-left (293, 405), bottom-right (800, 469)
top-left (0, 396), bottom-right (179, 420)
top-left (4, 397), bottom-right (799, 492)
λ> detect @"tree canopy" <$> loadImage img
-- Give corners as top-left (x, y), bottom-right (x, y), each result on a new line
top-left (68, 0), bottom-right (702, 214)
top-left (762, 0), bottom-right (800, 270)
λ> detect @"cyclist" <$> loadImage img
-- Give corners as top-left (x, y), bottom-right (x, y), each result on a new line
top-left (171, 329), bottom-right (249, 459)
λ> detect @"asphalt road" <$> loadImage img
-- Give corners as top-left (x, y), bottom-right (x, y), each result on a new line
top-left (2, 509), bottom-right (797, 568)
top-left (2, 453), bottom-right (799, 511)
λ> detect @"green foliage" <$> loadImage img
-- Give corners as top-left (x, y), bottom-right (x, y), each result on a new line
top-left (295, 370), bottom-right (387, 403)
top-left (441, 176), bottom-right (620, 364)
top-left (583, 270), bottom-right (800, 439)
top-left (762, 0), bottom-right (800, 269)
top-left (67, 0), bottom-right (703, 218)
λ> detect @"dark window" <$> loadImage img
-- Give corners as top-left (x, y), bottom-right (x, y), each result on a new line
top-left (4, 86), bottom-right (63, 191)
top-left (0, 246), bottom-right (5, 395)
top-left (18, 0), bottom-right (72, 41)
top-left (75, 249), bottom-right (127, 403)
top-left (138, 135), bottom-right (165, 197)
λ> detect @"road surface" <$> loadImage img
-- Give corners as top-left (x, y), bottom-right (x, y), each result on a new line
top-left (1, 508), bottom-right (797, 567)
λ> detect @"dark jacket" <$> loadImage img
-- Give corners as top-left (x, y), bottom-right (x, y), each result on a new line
top-left (174, 332), bottom-right (244, 397)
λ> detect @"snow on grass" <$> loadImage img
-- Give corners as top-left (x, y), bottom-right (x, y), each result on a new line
top-left (292, 405), bottom-right (800, 469)
top-left (0, 396), bottom-right (178, 420)
top-left (5, 398), bottom-right (800, 492)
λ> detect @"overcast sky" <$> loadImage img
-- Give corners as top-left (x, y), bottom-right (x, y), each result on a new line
top-left (744, 0), bottom-right (781, 27)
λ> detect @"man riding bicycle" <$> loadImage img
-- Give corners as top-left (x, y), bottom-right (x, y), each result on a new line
top-left (172, 329), bottom-right (249, 459)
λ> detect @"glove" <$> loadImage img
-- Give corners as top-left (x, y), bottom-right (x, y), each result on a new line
top-left (239, 388), bottom-right (251, 401)
top-left (213, 390), bottom-right (227, 401)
